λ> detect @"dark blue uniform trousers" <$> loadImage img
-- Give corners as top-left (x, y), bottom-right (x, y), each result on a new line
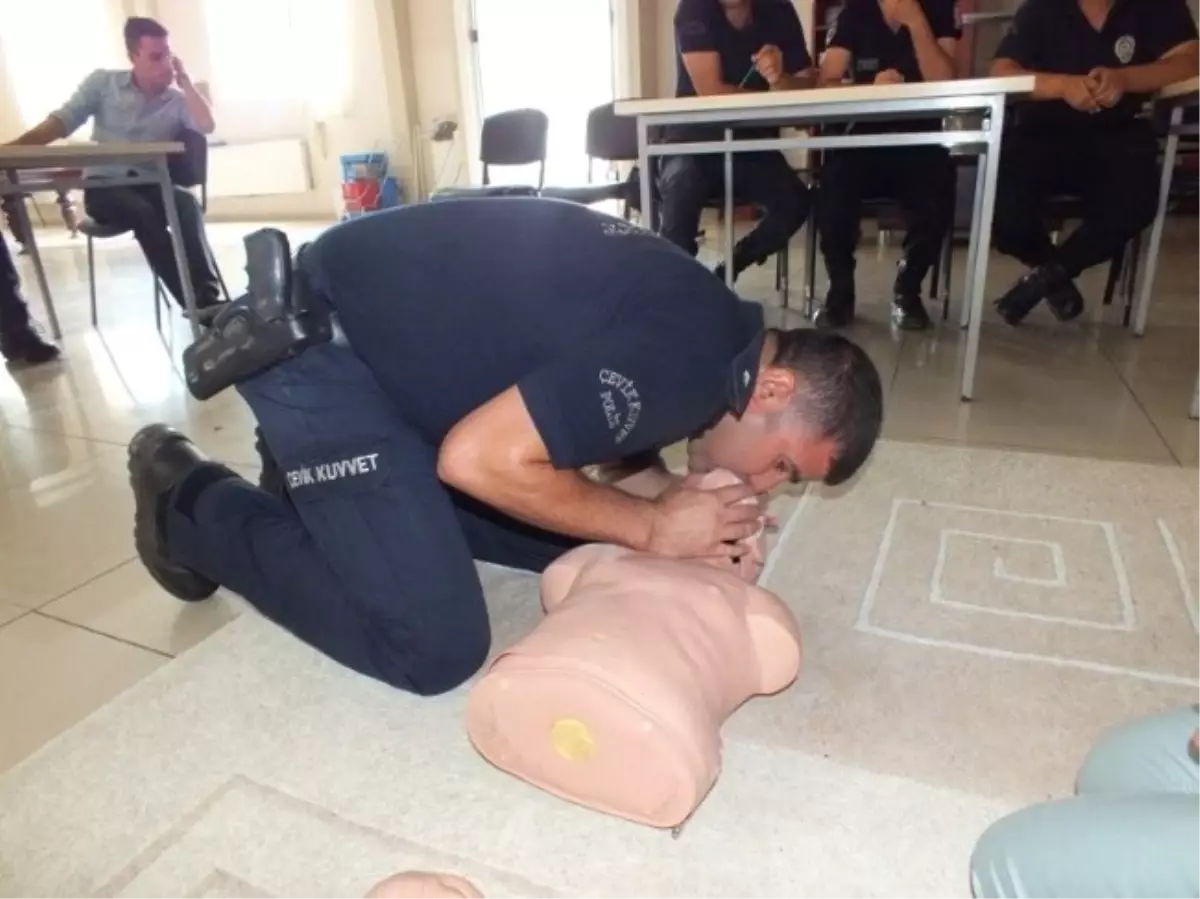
top-left (165, 339), bottom-right (578, 695)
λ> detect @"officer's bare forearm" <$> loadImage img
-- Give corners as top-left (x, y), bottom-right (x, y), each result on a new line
top-left (907, 18), bottom-right (955, 82)
top-left (992, 59), bottom-right (1069, 101)
top-left (770, 70), bottom-right (817, 91)
top-left (1119, 47), bottom-right (1200, 95)
top-left (9, 116), bottom-right (66, 146)
top-left (450, 461), bottom-right (657, 550)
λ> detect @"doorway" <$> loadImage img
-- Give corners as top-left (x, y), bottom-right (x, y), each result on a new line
top-left (467, 0), bottom-right (617, 186)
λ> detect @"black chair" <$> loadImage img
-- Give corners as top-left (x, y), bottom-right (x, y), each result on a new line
top-left (433, 108), bottom-right (549, 200)
top-left (79, 128), bottom-right (230, 331)
top-left (542, 102), bottom-right (640, 214)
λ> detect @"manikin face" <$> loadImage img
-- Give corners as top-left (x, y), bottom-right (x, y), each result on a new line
top-left (130, 36), bottom-right (174, 94)
top-left (687, 366), bottom-right (837, 494)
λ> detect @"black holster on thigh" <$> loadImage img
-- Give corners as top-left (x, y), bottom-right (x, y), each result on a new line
top-left (183, 229), bottom-right (334, 401)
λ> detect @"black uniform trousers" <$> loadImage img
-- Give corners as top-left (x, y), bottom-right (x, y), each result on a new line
top-left (817, 144), bottom-right (956, 295)
top-left (165, 336), bottom-right (580, 696)
top-left (0, 232), bottom-right (34, 337)
top-left (657, 151), bottom-right (810, 271)
top-left (84, 184), bottom-right (223, 310)
top-left (992, 120), bottom-right (1160, 279)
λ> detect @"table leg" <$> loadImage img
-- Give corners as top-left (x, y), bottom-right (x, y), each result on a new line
top-left (955, 157), bottom-right (984, 328)
top-left (637, 118), bottom-right (653, 233)
top-left (805, 218), bottom-right (817, 319)
top-left (4, 181), bottom-right (62, 340)
top-left (155, 159), bottom-right (201, 340)
top-left (1190, 373), bottom-right (1198, 421)
top-left (723, 128), bottom-right (734, 289)
top-left (1131, 106), bottom-right (1182, 338)
top-left (960, 98), bottom-right (1006, 402)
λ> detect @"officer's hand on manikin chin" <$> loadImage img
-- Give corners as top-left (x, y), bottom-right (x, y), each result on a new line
top-left (645, 480), bottom-right (763, 560)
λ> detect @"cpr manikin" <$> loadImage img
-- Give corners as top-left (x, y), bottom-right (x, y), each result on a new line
top-left (465, 470), bottom-right (802, 829)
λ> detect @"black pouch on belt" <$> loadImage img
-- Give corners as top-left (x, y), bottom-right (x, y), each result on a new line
top-left (183, 228), bottom-right (335, 401)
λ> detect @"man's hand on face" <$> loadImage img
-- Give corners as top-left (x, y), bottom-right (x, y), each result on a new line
top-left (753, 44), bottom-right (785, 86)
top-left (171, 55), bottom-right (191, 86)
top-left (1086, 67), bottom-right (1126, 108)
top-left (875, 68), bottom-right (906, 85)
top-left (1061, 74), bottom-right (1102, 113)
top-left (881, 0), bottom-right (924, 29)
top-left (646, 479), bottom-right (764, 560)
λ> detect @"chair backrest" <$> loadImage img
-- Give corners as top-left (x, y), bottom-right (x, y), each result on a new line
top-left (585, 102), bottom-right (638, 164)
top-left (480, 108), bottom-right (549, 188)
top-left (168, 128), bottom-right (208, 190)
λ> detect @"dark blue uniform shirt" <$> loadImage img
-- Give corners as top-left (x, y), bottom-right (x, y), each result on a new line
top-left (828, 0), bottom-right (960, 87)
top-left (996, 0), bottom-right (1198, 131)
top-left (302, 198), bottom-right (765, 470)
top-left (672, 0), bottom-right (812, 139)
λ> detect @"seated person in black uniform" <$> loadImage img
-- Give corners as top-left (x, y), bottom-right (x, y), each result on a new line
top-left (658, 0), bottom-right (815, 284)
top-left (813, 0), bottom-right (960, 331)
top-left (990, 0), bottom-right (1199, 325)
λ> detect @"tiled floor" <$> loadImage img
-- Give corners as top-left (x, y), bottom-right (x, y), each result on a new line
top-left (0, 214), bottom-right (1195, 775)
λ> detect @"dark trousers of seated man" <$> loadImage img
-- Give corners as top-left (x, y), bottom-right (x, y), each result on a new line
top-left (818, 145), bottom-right (955, 308)
top-left (992, 121), bottom-right (1160, 283)
top-left (164, 337), bottom-right (581, 696)
top-left (657, 151), bottom-right (809, 278)
top-left (84, 184), bottom-right (222, 310)
top-left (0, 233), bottom-right (34, 338)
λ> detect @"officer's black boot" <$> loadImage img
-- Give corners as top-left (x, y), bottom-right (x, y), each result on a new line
top-left (1045, 279), bottom-right (1086, 323)
top-left (0, 323), bottom-right (60, 367)
top-left (128, 424), bottom-right (228, 602)
top-left (713, 243), bottom-right (765, 287)
top-left (0, 245), bottom-right (60, 366)
top-left (814, 280), bottom-right (856, 330)
top-left (890, 260), bottom-right (932, 331)
top-left (994, 261), bottom-right (1072, 326)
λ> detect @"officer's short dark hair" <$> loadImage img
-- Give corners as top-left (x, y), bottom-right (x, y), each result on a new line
top-left (770, 328), bottom-right (883, 486)
top-left (124, 17), bottom-right (168, 55)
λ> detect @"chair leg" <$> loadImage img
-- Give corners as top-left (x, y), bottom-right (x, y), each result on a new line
top-left (1102, 247), bottom-right (1123, 308)
top-left (1122, 232), bottom-right (1142, 327)
top-left (154, 279), bottom-right (163, 334)
top-left (775, 244), bottom-right (791, 309)
top-left (804, 221), bottom-right (818, 320)
top-left (941, 234), bottom-right (954, 321)
top-left (87, 235), bottom-right (98, 328)
top-left (215, 260), bottom-right (232, 302)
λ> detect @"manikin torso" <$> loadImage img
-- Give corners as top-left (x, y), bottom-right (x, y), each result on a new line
top-left (465, 470), bottom-right (802, 828)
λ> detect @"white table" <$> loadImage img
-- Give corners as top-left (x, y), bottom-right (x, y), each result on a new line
top-left (616, 76), bottom-right (1035, 402)
top-left (0, 141), bottom-right (202, 341)
top-left (1130, 75), bottom-right (1199, 338)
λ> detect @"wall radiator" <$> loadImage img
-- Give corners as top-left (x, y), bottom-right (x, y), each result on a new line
top-left (206, 139), bottom-right (313, 198)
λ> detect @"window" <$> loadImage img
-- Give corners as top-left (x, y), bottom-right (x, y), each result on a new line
top-left (0, 0), bottom-right (120, 131)
top-left (201, 0), bottom-right (351, 142)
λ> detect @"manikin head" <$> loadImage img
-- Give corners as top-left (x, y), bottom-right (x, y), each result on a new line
top-left (692, 468), bottom-right (766, 582)
top-left (125, 17), bottom-right (174, 95)
top-left (688, 329), bottom-right (883, 494)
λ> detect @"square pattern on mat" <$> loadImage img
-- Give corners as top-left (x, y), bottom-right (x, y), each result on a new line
top-left (857, 498), bottom-right (1196, 686)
